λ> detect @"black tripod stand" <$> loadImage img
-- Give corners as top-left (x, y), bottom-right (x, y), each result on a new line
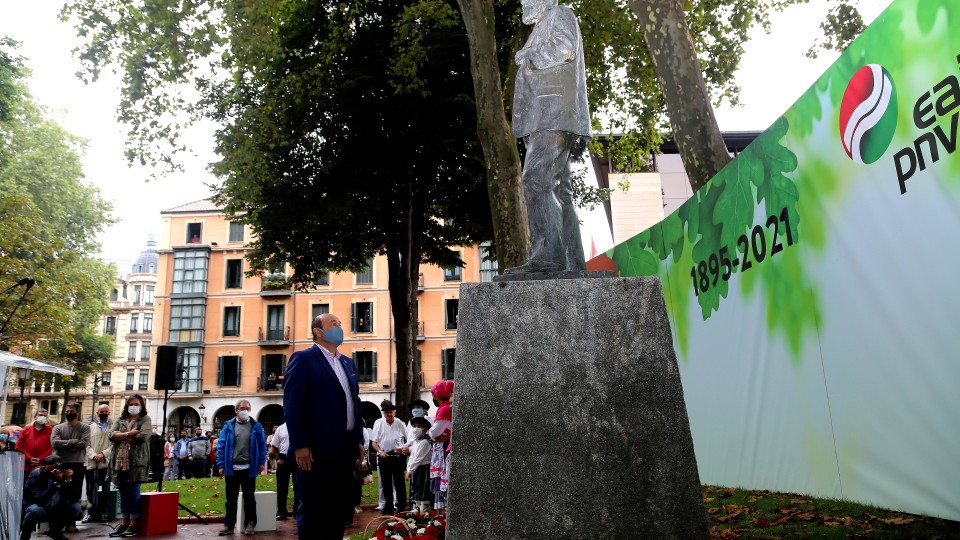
top-left (156, 388), bottom-right (208, 524)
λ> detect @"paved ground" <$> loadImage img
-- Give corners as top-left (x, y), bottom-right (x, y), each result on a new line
top-left (25, 509), bottom-right (386, 539)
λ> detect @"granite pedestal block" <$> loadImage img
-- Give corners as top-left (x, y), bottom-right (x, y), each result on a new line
top-left (447, 277), bottom-right (708, 540)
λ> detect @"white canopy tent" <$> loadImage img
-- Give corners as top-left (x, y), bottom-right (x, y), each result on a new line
top-left (0, 350), bottom-right (74, 424)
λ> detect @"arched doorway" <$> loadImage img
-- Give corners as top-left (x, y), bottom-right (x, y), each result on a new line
top-left (212, 405), bottom-right (235, 434)
top-left (258, 404), bottom-right (284, 436)
top-left (360, 401), bottom-right (381, 429)
top-left (168, 406), bottom-right (200, 436)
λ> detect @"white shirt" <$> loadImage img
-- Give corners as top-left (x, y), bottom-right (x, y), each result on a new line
top-left (271, 423), bottom-right (290, 455)
top-left (371, 417), bottom-right (407, 453)
top-left (406, 436), bottom-right (432, 473)
top-left (315, 343), bottom-right (356, 431)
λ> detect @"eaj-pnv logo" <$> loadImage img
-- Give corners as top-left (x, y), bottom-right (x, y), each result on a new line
top-left (839, 64), bottom-right (898, 165)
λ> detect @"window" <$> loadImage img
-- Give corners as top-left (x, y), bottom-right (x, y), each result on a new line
top-left (261, 354), bottom-right (287, 391)
top-left (10, 403), bottom-right (26, 425)
top-left (266, 305), bottom-right (285, 340)
top-left (172, 250), bottom-right (209, 294)
top-left (480, 242), bottom-right (498, 282)
top-left (226, 259), bottom-right (243, 289)
top-left (445, 299), bottom-right (459, 330)
top-left (140, 341), bottom-right (151, 362)
top-left (169, 298), bottom-right (206, 343)
top-left (39, 400), bottom-right (58, 415)
top-left (354, 259), bottom-right (374, 285)
top-left (130, 314), bottom-right (139, 333)
top-left (442, 348), bottom-right (456, 380)
top-left (223, 306), bottom-right (241, 337)
top-left (351, 302), bottom-right (373, 333)
top-left (186, 223), bottom-right (202, 243)
top-left (132, 285), bottom-right (142, 305)
top-left (181, 347), bottom-right (203, 393)
top-left (228, 221), bottom-right (244, 242)
top-left (128, 342), bottom-right (137, 362)
top-left (310, 304), bottom-right (329, 333)
top-left (33, 382), bottom-right (41, 392)
top-left (110, 289), bottom-right (119, 301)
top-left (443, 265), bottom-right (462, 282)
top-left (126, 369), bottom-right (135, 391)
top-left (143, 314), bottom-right (153, 333)
top-left (218, 355), bottom-right (242, 387)
top-left (145, 286), bottom-right (155, 305)
top-left (101, 372), bottom-right (112, 386)
top-left (355, 351), bottom-right (376, 383)
top-left (138, 369), bottom-right (149, 390)
top-left (313, 270), bottom-right (329, 286)
top-left (105, 316), bottom-right (116, 335)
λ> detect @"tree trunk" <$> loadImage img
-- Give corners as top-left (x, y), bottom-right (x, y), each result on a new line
top-left (386, 198), bottom-right (423, 422)
top-left (629, 0), bottom-right (731, 191)
top-left (455, 0), bottom-right (530, 271)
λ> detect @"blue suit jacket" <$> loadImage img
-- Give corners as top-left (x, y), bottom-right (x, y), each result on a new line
top-left (283, 344), bottom-right (364, 460)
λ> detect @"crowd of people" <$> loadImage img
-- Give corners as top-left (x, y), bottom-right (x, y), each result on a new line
top-left (3, 310), bottom-right (453, 540)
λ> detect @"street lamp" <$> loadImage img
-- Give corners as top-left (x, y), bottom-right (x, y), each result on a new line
top-left (198, 403), bottom-right (206, 423)
top-left (16, 367), bottom-right (31, 403)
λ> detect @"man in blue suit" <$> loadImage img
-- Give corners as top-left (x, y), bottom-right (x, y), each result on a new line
top-left (283, 312), bottom-right (365, 539)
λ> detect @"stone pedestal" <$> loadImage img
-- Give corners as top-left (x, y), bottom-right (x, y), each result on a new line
top-left (447, 277), bottom-right (708, 540)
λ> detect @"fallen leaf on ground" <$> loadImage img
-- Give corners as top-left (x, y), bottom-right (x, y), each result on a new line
top-left (791, 498), bottom-right (811, 504)
top-left (719, 488), bottom-right (735, 499)
top-left (704, 497), bottom-right (715, 503)
top-left (708, 507), bottom-right (721, 514)
top-left (880, 516), bottom-right (915, 525)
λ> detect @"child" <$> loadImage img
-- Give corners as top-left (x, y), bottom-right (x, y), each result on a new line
top-left (428, 380), bottom-right (454, 510)
top-left (405, 417), bottom-right (433, 513)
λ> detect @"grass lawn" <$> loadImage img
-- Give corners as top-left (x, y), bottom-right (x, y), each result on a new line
top-left (165, 475), bottom-right (960, 538)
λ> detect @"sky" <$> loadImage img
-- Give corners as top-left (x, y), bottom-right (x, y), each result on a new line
top-left (0, 0), bottom-right (891, 268)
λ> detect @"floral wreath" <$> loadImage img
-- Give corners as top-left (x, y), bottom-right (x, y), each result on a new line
top-left (364, 509), bottom-right (446, 540)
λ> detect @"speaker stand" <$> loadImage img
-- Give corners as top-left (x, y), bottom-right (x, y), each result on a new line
top-left (156, 389), bottom-right (209, 524)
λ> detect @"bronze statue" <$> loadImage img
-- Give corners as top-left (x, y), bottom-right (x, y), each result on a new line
top-left (505, 0), bottom-right (592, 275)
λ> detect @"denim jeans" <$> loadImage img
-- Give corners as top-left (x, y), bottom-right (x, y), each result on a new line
top-left (118, 482), bottom-right (142, 519)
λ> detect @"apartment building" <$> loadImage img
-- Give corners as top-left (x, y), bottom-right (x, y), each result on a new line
top-left (149, 200), bottom-right (494, 436)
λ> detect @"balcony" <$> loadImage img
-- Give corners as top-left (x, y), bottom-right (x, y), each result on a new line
top-left (260, 273), bottom-right (292, 296)
top-left (258, 326), bottom-right (291, 346)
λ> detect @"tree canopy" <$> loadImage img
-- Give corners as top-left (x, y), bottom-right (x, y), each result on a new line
top-left (0, 39), bottom-right (116, 370)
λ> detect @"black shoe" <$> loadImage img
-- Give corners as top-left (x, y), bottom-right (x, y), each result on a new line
top-left (121, 526), bottom-right (140, 537)
top-left (108, 525), bottom-right (128, 537)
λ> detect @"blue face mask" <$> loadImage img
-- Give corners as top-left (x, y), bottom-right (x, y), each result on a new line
top-left (411, 408), bottom-right (424, 418)
top-left (321, 326), bottom-right (344, 346)
top-left (0, 434), bottom-right (8, 442)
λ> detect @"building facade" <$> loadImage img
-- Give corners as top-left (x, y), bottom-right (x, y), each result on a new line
top-left (149, 200), bottom-right (493, 437)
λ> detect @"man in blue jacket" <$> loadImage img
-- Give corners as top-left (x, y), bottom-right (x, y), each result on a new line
top-left (216, 400), bottom-right (267, 536)
top-left (283, 312), bottom-right (365, 539)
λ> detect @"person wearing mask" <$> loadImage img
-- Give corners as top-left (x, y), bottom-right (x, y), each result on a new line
top-left (108, 394), bottom-right (153, 538)
top-left (428, 381), bottom-right (454, 510)
top-left (175, 430), bottom-right (191, 479)
top-left (216, 400), bottom-right (267, 536)
top-left (163, 433), bottom-right (177, 480)
top-left (20, 455), bottom-right (80, 540)
top-left (83, 404), bottom-right (113, 523)
top-left (269, 422), bottom-right (298, 520)
top-left (51, 402), bottom-right (90, 533)
top-left (0, 426), bottom-right (15, 451)
top-left (371, 403), bottom-right (408, 515)
top-left (405, 417), bottom-right (433, 513)
top-left (188, 427), bottom-right (211, 479)
top-left (208, 433), bottom-right (218, 478)
top-left (16, 408), bottom-right (53, 472)
top-left (283, 312), bottom-right (365, 539)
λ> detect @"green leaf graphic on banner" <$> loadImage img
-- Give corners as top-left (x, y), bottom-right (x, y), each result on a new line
top-left (917, 1), bottom-right (944, 33)
top-left (610, 230), bottom-right (659, 277)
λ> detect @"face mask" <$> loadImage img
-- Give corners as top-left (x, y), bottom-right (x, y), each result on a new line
top-left (432, 399), bottom-right (440, 407)
top-left (412, 408), bottom-right (424, 418)
top-left (127, 406), bottom-right (141, 416)
top-left (99, 413), bottom-right (109, 422)
top-left (196, 433), bottom-right (202, 438)
top-left (238, 410), bottom-right (251, 422)
top-left (36, 416), bottom-right (47, 425)
top-left (65, 413), bottom-right (78, 421)
top-left (0, 434), bottom-right (8, 442)
top-left (412, 428), bottom-right (423, 438)
top-left (169, 437), bottom-right (175, 442)
top-left (321, 326), bottom-right (344, 346)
